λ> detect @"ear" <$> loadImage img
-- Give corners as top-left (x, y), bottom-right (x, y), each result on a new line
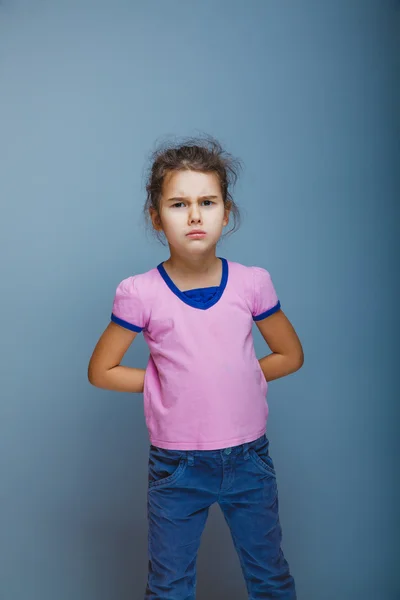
top-left (149, 207), bottom-right (163, 232)
top-left (223, 201), bottom-right (232, 227)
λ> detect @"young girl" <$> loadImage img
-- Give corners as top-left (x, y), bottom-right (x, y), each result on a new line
top-left (88, 136), bottom-right (304, 599)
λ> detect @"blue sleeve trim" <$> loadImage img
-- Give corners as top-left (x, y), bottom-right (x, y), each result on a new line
top-left (111, 313), bottom-right (143, 332)
top-left (253, 300), bottom-right (281, 322)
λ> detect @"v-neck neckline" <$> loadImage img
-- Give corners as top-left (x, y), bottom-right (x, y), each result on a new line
top-left (156, 257), bottom-right (228, 310)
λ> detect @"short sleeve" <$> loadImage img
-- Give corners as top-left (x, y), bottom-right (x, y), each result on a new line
top-left (110, 276), bottom-right (145, 332)
top-left (251, 266), bottom-right (281, 321)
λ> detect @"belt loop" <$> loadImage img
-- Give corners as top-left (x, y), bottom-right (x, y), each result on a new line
top-left (242, 441), bottom-right (250, 460)
top-left (186, 451), bottom-right (194, 466)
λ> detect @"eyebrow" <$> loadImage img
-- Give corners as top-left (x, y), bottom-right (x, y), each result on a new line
top-left (166, 195), bottom-right (219, 203)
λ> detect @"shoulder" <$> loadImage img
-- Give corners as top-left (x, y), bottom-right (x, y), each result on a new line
top-left (226, 259), bottom-right (272, 283)
top-left (112, 267), bottom-right (163, 317)
top-left (111, 266), bottom-right (161, 331)
top-left (114, 266), bottom-right (160, 294)
top-left (226, 259), bottom-right (279, 318)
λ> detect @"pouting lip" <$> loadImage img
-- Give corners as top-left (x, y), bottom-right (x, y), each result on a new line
top-left (186, 230), bottom-right (206, 235)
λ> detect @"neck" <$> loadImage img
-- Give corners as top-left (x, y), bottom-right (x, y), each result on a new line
top-left (164, 249), bottom-right (220, 277)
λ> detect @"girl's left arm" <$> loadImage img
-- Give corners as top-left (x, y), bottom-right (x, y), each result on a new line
top-left (256, 310), bottom-right (304, 382)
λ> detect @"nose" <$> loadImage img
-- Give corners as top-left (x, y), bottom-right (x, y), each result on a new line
top-left (188, 205), bottom-right (202, 224)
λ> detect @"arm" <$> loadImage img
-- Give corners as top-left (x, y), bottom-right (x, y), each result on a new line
top-left (256, 310), bottom-right (304, 382)
top-left (87, 321), bottom-right (145, 392)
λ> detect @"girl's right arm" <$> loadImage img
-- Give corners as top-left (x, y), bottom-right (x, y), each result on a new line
top-left (87, 321), bottom-right (145, 393)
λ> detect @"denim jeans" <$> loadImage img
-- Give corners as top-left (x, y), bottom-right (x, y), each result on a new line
top-left (145, 434), bottom-right (296, 599)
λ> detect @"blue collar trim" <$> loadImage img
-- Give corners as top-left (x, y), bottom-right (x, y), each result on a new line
top-left (156, 257), bottom-right (228, 310)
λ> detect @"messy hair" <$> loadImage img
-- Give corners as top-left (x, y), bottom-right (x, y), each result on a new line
top-left (143, 134), bottom-right (242, 244)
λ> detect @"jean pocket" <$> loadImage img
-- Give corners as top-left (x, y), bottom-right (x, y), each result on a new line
top-left (248, 437), bottom-right (276, 478)
top-left (148, 446), bottom-right (187, 490)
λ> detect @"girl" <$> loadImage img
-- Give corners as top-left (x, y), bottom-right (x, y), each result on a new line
top-left (88, 136), bottom-right (304, 599)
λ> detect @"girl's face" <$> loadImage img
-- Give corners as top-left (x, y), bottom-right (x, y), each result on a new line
top-left (151, 170), bottom-right (231, 255)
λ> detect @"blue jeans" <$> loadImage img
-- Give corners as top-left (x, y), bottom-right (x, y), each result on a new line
top-left (145, 434), bottom-right (296, 599)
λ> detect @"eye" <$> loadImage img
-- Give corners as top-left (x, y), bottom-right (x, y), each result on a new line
top-left (202, 200), bottom-right (214, 206)
top-left (172, 202), bottom-right (185, 208)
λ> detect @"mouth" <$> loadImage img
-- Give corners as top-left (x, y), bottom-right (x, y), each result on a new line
top-left (186, 230), bottom-right (206, 238)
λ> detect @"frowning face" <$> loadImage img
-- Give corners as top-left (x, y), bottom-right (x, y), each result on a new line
top-left (150, 170), bottom-right (231, 255)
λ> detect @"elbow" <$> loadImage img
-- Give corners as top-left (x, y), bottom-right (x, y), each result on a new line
top-left (292, 349), bottom-right (304, 372)
top-left (88, 364), bottom-right (118, 388)
top-left (87, 369), bottom-right (99, 387)
top-left (87, 364), bottom-right (105, 388)
top-left (88, 372), bottom-right (107, 388)
top-left (88, 375), bottom-right (98, 387)
top-left (287, 349), bottom-right (304, 374)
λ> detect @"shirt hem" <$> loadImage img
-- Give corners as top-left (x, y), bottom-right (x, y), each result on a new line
top-left (149, 428), bottom-right (267, 451)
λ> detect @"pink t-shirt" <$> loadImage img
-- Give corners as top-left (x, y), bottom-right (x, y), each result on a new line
top-left (111, 258), bottom-right (281, 450)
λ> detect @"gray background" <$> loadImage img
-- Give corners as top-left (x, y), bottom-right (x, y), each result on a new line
top-left (1, 1), bottom-right (399, 599)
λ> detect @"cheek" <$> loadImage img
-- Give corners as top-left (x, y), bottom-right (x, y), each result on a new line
top-left (214, 207), bottom-right (228, 225)
top-left (161, 213), bottom-right (183, 237)
top-left (160, 210), bottom-right (174, 225)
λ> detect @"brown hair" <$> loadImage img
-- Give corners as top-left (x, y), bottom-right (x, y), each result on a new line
top-left (143, 134), bottom-right (242, 245)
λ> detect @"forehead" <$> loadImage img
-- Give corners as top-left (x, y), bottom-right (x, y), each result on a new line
top-left (162, 170), bottom-right (221, 196)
